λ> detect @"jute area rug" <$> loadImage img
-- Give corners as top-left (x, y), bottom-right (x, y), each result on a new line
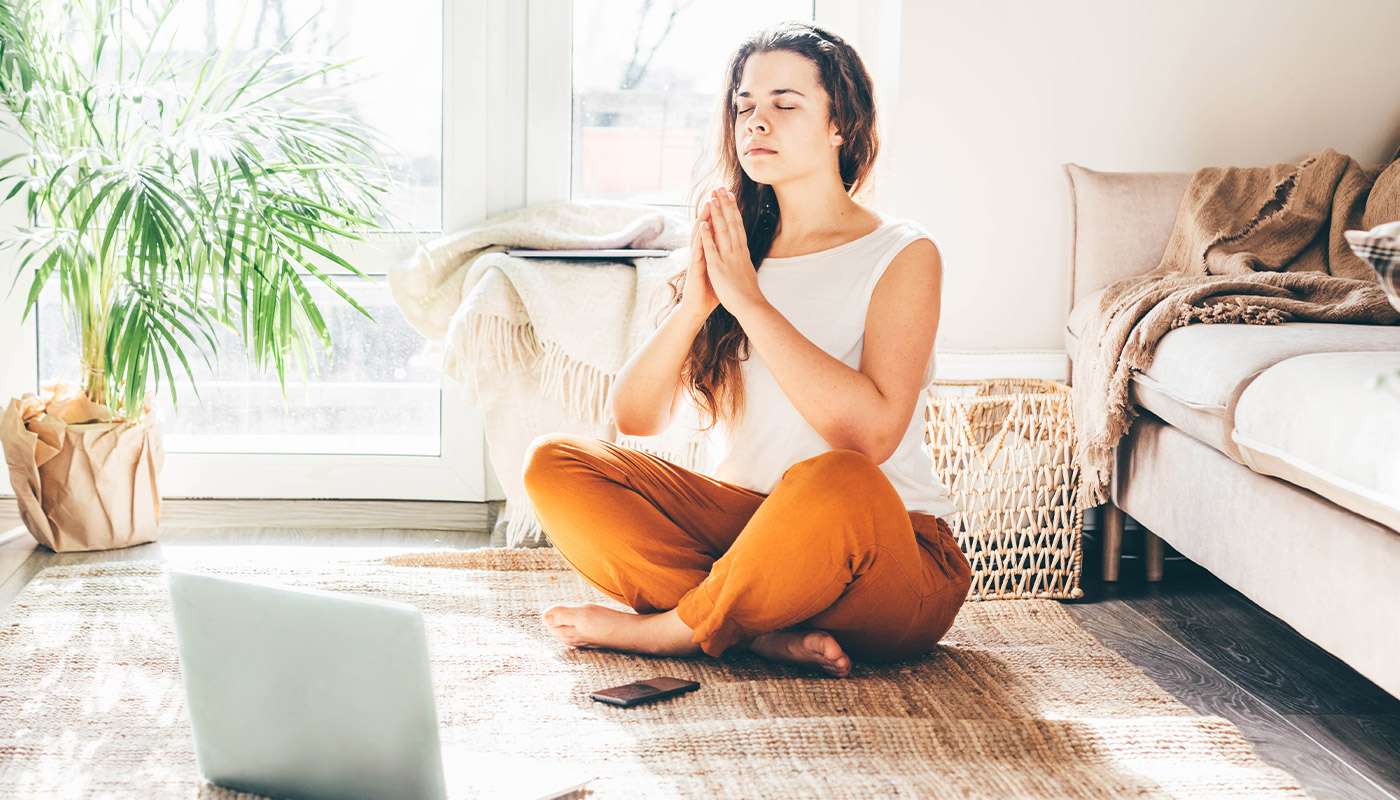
top-left (0, 547), bottom-right (1309, 798)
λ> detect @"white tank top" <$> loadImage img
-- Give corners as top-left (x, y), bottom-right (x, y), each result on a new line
top-left (701, 213), bottom-right (958, 517)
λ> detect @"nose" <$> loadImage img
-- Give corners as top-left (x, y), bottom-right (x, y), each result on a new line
top-left (746, 109), bottom-right (770, 135)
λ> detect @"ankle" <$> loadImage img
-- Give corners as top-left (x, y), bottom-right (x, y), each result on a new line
top-left (744, 629), bottom-right (784, 651)
top-left (650, 610), bottom-right (701, 657)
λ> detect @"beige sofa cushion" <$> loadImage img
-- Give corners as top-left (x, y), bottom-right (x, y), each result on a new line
top-left (1067, 291), bottom-right (1400, 460)
top-left (1062, 165), bottom-right (1192, 307)
top-left (1232, 352), bottom-right (1400, 531)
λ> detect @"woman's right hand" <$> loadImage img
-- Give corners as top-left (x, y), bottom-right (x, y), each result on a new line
top-left (679, 203), bottom-right (720, 317)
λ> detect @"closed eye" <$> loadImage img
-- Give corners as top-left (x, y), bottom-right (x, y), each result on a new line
top-left (737, 106), bottom-right (795, 114)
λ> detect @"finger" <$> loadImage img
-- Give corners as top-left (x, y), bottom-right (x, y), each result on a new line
top-left (691, 223), bottom-right (707, 268)
top-left (698, 221), bottom-right (721, 273)
top-left (717, 190), bottom-right (743, 254)
top-left (707, 195), bottom-right (732, 261)
top-left (711, 190), bottom-right (733, 253)
top-left (695, 201), bottom-right (716, 259)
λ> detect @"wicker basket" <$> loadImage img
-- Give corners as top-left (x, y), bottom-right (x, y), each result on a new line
top-left (922, 378), bottom-right (1084, 600)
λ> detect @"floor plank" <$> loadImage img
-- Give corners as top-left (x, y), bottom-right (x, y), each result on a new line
top-left (0, 526), bottom-right (38, 589)
top-left (1, 498), bottom-right (494, 531)
top-left (1065, 599), bottom-right (1394, 800)
top-left (1123, 575), bottom-right (1400, 716)
top-left (1286, 715), bottom-right (1400, 794)
top-left (1071, 528), bottom-right (1400, 800)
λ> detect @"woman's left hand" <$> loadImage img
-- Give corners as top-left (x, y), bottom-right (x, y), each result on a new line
top-left (697, 187), bottom-right (768, 318)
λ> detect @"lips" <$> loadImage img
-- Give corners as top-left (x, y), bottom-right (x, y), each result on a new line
top-left (745, 145), bottom-right (777, 156)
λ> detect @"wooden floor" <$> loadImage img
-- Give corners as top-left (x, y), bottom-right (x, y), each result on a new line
top-left (1, 506), bottom-right (1396, 800)
top-left (1065, 533), bottom-right (1400, 800)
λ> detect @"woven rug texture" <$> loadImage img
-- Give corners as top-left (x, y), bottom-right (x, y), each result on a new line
top-left (0, 548), bottom-right (1310, 798)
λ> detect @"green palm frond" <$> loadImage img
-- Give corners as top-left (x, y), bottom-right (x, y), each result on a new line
top-left (0, 0), bottom-right (396, 419)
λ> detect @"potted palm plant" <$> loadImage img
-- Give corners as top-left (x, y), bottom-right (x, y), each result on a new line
top-left (0, 0), bottom-right (394, 551)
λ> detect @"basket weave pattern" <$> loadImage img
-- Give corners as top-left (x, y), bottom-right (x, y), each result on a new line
top-left (923, 378), bottom-right (1084, 600)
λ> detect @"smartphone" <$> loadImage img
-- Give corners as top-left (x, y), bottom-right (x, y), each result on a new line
top-left (589, 676), bottom-right (700, 707)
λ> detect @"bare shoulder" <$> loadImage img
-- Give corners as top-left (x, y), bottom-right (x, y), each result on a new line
top-left (880, 233), bottom-right (942, 287)
top-left (860, 226), bottom-right (943, 437)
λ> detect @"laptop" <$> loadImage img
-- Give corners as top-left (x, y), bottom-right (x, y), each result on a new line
top-left (167, 570), bottom-right (594, 800)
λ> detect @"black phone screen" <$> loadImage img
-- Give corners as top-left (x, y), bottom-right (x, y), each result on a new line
top-left (590, 677), bottom-right (700, 707)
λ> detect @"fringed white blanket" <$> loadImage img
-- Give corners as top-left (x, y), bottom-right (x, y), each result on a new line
top-left (388, 200), bottom-right (713, 546)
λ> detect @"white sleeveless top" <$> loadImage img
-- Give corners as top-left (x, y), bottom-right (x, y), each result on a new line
top-left (700, 213), bottom-right (958, 517)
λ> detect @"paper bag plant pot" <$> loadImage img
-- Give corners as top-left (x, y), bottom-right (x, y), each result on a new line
top-left (1, 385), bottom-right (164, 553)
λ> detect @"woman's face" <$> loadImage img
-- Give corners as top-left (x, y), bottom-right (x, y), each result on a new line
top-left (733, 50), bottom-right (838, 186)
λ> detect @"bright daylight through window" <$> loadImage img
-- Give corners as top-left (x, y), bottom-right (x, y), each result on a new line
top-left (35, 0), bottom-right (444, 456)
top-left (571, 0), bottom-right (814, 206)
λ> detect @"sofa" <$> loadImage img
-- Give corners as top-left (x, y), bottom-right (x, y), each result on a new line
top-left (1062, 164), bottom-right (1400, 701)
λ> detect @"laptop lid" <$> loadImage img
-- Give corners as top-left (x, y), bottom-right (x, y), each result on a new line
top-left (167, 570), bottom-right (446, 800)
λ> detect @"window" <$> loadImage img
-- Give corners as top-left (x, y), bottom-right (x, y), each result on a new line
top-left (37, 277), bottom-right (441, 456)
top-left (15, 0), bottom-right (481, 501)
top-left (36, 1), bottom-right (445, 459)
top-left (570, 0), bottom-right (815, 206)
top-left (165, 0), bottom-right (444, 232)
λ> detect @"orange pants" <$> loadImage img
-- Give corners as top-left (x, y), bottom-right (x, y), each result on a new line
top-left (522, 434), bottom-right (973, 662)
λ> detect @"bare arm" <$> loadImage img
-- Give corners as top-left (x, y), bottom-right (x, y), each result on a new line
top-left (612, 213), bottom-right (721, 436)
top-left (728, 238), bottom-right (942, 463)
top-left (611, 301), bottom-right (712, 436)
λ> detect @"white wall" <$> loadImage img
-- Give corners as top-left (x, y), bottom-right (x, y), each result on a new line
top-left (885, 0), bottom-right (1400, 353)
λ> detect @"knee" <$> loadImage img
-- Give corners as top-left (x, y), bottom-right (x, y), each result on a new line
top-left (773, 449), bottom-right (900, 520)
top-left (784, 448), bottom-right (885, 490)
top-left (521, 433), bottom-right (594, 496)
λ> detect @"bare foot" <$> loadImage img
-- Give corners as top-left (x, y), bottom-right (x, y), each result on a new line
top-left (747, 629), bottom-right (852, 677)
top-left (541, 604), bottom-right (700, 657)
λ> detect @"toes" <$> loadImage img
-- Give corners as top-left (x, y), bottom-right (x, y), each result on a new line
top-left (543, 605), bottom-right (580, 627)
top-left (746, 629), bottom-right (854, 675)
top-left (803, 631), bottom-right (842, 660)
top-left (804, 632), bottom-right (850, 674)
top-left (550, 624), bottom-right (591, 648)
top-left (821, 654), bottom-right (851, 677)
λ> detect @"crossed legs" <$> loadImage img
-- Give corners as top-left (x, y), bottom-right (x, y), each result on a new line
top-left (522, 434), bottom-right (968, 676)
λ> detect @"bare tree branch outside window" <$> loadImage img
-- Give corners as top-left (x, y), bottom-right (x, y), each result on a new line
top-left (619, 0), bottom-right (696, 90)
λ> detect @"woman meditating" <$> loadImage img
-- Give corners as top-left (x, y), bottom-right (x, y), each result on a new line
top-left (522, 22), bottom-right (971, 678)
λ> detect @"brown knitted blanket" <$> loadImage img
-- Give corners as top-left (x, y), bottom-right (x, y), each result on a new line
top-left (1071, 148), bottom-right (1400, 511)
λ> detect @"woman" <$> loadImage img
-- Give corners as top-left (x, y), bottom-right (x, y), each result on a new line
top-left (522, 22), bottom-right (970, 678)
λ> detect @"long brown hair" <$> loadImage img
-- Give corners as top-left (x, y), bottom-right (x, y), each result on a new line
top-left (661, 21), bottom-right (880, 432)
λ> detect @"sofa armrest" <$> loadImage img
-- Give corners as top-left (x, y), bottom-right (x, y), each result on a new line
top-left (1063, 164), bottom-right (1193, 315)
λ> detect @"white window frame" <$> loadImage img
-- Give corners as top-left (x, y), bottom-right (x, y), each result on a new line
top-left (1, 2), bottom-right (516, 502)
top-left (525, 0), bottom-right (905, 210)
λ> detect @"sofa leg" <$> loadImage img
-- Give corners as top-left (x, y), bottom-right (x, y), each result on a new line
top-left (1144, 530), bottom-right (1165, 583)
top-left (1101, 504), bottom-right (1124, 583)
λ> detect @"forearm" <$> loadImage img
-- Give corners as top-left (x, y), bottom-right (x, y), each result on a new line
top-left (732, 299), bottom-right (891, 457)
top-left (610, 302), bottom-right (712, 435)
